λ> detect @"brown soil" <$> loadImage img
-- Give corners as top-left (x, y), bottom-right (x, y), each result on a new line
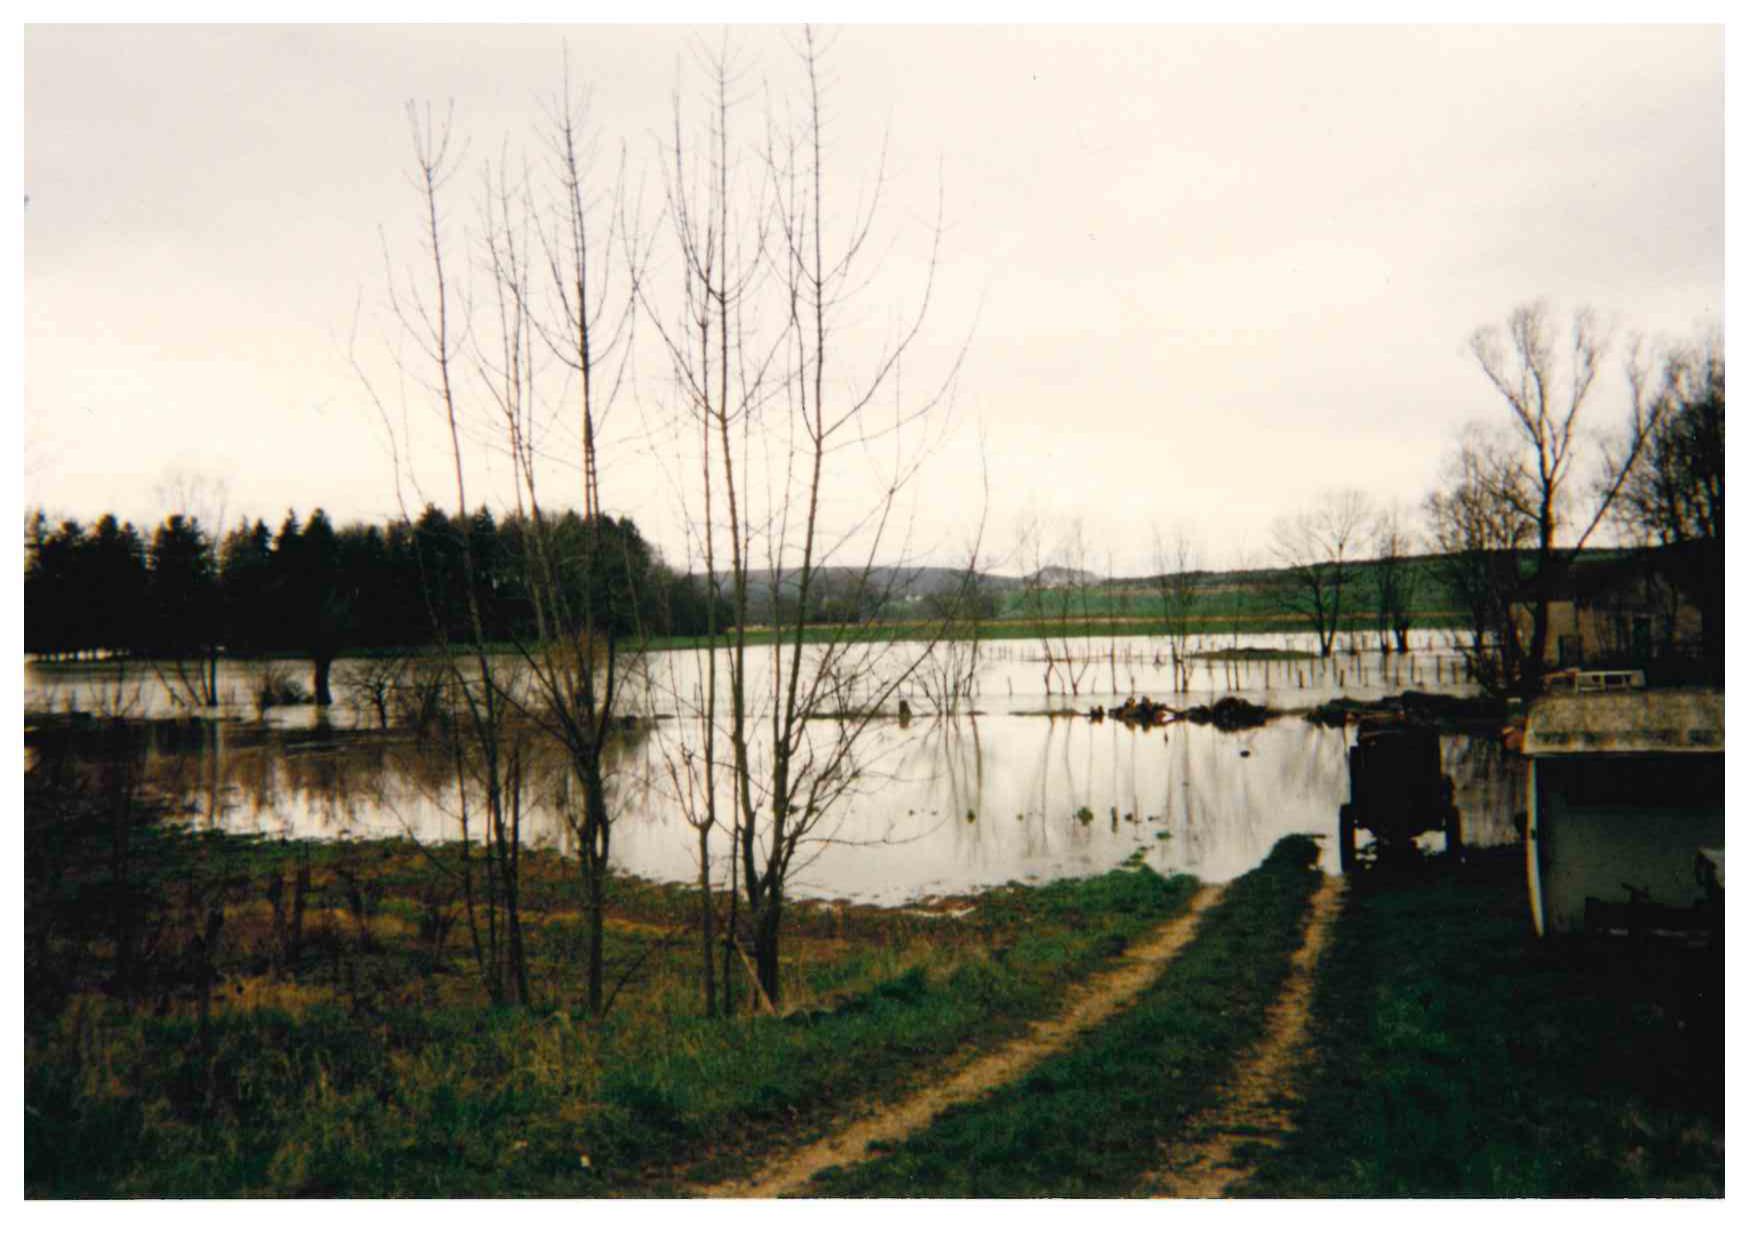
top-left (1145, 873), bottom-right (1344, 1198)
top-left (695, 882), bottom-right (1230, 1198)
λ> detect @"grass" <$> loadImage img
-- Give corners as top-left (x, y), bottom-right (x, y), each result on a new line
top-left (807, 834), bottom-right (1324, 1197)
top-left (24, 774), bottom-right (1200, 1198)
top-left (1235, 848), bottom-right (1723, 1197)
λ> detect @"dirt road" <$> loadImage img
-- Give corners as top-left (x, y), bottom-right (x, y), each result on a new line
top-left (1146, 872), bottom-right (1344, 1197)
top-left (697, 882), bottom-right (1230, 1198)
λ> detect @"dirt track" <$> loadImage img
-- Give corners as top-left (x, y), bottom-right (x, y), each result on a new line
top-left (1145, 873), bottom-right (1344, 1198)
top-left (696, 882), bottom-right (1230, 1198)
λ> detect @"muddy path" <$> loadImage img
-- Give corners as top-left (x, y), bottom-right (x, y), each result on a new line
top-left (695, 882), bottom-right (1230, 1198)
top-left (1146, 873), bottom-right (1344, 1198)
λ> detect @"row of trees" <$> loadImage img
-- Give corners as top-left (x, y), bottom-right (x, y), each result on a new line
top-left (360, 30), bottom-right (973, 1018)
top-left (1224, 306), bottom-right (1723, 694)
top-left (24, 503), bottom-right (715, 698)
top-left (1424, 307), bottom-right (1722, 693)
top-left (1267, 493), bottom-right (1423, 660)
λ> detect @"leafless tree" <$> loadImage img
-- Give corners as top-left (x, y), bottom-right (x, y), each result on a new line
top-left (1371, 506), bottom-right (1420, 655)
top-left (1270, 489), bottom-right (1371, 658)
top-left (1466, 301), bottom-right (1667, 688)
top-left (1614, 331), bottom-right (1724, 546)
top-left (634, 35), bottom-right (780, 1016)
top-left (915, 547), bottom-right (991, 717)
top-left (1150, 524), bottom-right (1200, 694)
top-left (336, 653), bottom-right (409, 729)
top-left (1014, 513), bottom-right (1065, 696)
top-left (362, 76), bottom-right (639, 1012)
top-left (1611, 331), bottom-right (1724, 666)
top-left (1425, 425), bottom-right (1535, 692)
top-left (641, 28), bottom-right (970, 1006)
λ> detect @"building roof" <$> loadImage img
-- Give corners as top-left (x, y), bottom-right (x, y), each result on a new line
top-left (1523, 688), bottom-right (1723, 756)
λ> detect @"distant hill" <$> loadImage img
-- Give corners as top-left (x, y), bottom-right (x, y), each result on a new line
top-left (1024, 564), bottom-right (1099, 589)
top-left (711, 564), bottom-right (1022, 600)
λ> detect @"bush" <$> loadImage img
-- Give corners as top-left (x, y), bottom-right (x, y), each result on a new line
top-left (253, 666), bottom-right (311, 711)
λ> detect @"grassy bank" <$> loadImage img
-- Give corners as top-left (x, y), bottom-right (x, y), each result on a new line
top-left (1237, 848), bottom-right (1724, 1197)
top-left (808, 834), bottom-right (1325, 1197)
top-left (24, 777), bottom-right (1200, 1197)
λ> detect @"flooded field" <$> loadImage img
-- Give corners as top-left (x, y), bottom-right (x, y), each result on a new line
top-left (24, 632), bottom-right (1523, 904)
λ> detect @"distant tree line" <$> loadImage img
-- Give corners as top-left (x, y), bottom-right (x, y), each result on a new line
top-left (24, 503), bottom-right (720, 673)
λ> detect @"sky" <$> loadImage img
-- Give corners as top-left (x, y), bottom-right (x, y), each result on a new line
top-left (20, 20), bottom-right (1725, 577)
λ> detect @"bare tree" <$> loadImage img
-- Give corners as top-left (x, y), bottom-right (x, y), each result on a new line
top-left (1014, 513), bottom-right (1065, 696)
top-left (1466, 301), bottom-right (1667, 689)
top-left (915, 548), bottom-right (991, 716)
top-left (1612, 331), bottom-right (1724, 666)
top-left (1150, 524), bottom-right (1200, 693)
top-left (1371, 506), bottom-right (1420, 655)
top-left (643, 28), bottom-right (969, 1006)
top-left (363, 76), bottom-right (639, 1013)
top-left (1270, 489), bottom-right (1371, 658)
top-left (387, 104), bottom-right (530, 1006)
top-left (1615, 332), bottom-right (1724, 546)
top-left (1425, 426), bottom-right (1535, 692)
top-left (336, 653), bottom-right (409, 728)
top-left (635, 35), bottom-right (780, 1017)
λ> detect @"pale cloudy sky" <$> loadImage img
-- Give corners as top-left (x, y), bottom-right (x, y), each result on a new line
top-left (21, 19), bottom-right (1725, 576)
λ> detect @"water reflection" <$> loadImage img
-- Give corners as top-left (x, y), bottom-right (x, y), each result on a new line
top-left (24, 634), bottom-right (1518, 904)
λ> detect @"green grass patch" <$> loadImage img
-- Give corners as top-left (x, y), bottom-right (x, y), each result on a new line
top-left (25, 802), bottom-right (1199, 1197)
top-left (807, 835), bottom-right (1324, 1197)
top-left (1235, 850), bottom-right (1723, 1197)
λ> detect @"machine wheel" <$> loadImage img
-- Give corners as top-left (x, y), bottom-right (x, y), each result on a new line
top-left (1339, 803), bottom-right (1358, 873)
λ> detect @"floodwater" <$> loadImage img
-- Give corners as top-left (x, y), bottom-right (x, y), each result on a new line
top-left (23, 632), bottom-right (1524, 904)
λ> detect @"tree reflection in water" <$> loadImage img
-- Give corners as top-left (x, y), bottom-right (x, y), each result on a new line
top-left (26, 635), bottom-right (1516, 904)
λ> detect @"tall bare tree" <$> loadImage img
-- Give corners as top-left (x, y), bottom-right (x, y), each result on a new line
top-left (364, 75), bottom-right (639, 1013)
top-left (643, 28), bottom-right (969, 1006)
top-left (1371, 506), bottom-right (1420, 655)
top-left (1613, 331), bottom-right (1724, 666)
top-left (1150, 524), bottom-right (1200, 693)
top-left (1466, 301), bottom-right (1666, 688)
top-left (1270, 489), bottom-right (1371, 658)
top-left (1425, 426), bottom-right (1535, 694)
top-left (636, 36), bottom-right (780, 1017)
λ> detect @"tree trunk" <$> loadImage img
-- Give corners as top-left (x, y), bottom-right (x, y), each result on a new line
top-left (753, 897), bottom-right (782, 1007)
top-left (698, 832), bottom-right (716, 1017)
top-left (312, 654), bottom-right (334, 706)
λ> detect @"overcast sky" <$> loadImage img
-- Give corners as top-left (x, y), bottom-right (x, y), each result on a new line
top-left (21, 22), bottom-right (1724, 576)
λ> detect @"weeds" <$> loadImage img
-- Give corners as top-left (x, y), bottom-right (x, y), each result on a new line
top-left (252, 666), bottom-right (312, 713)
top-left (25, 780), bottom-right (1199, 1197)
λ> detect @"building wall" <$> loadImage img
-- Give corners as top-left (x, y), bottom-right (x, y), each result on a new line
top-left (1515, 585), bottom-right (1703, 670)
top-left (1534, 753), bottom-right (1724, 933)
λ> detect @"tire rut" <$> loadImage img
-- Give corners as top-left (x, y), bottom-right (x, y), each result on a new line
top-left (1145, 872), bottom-right (1344, 1198)
top-left (694, 881), bottom-right (1230, 1198)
